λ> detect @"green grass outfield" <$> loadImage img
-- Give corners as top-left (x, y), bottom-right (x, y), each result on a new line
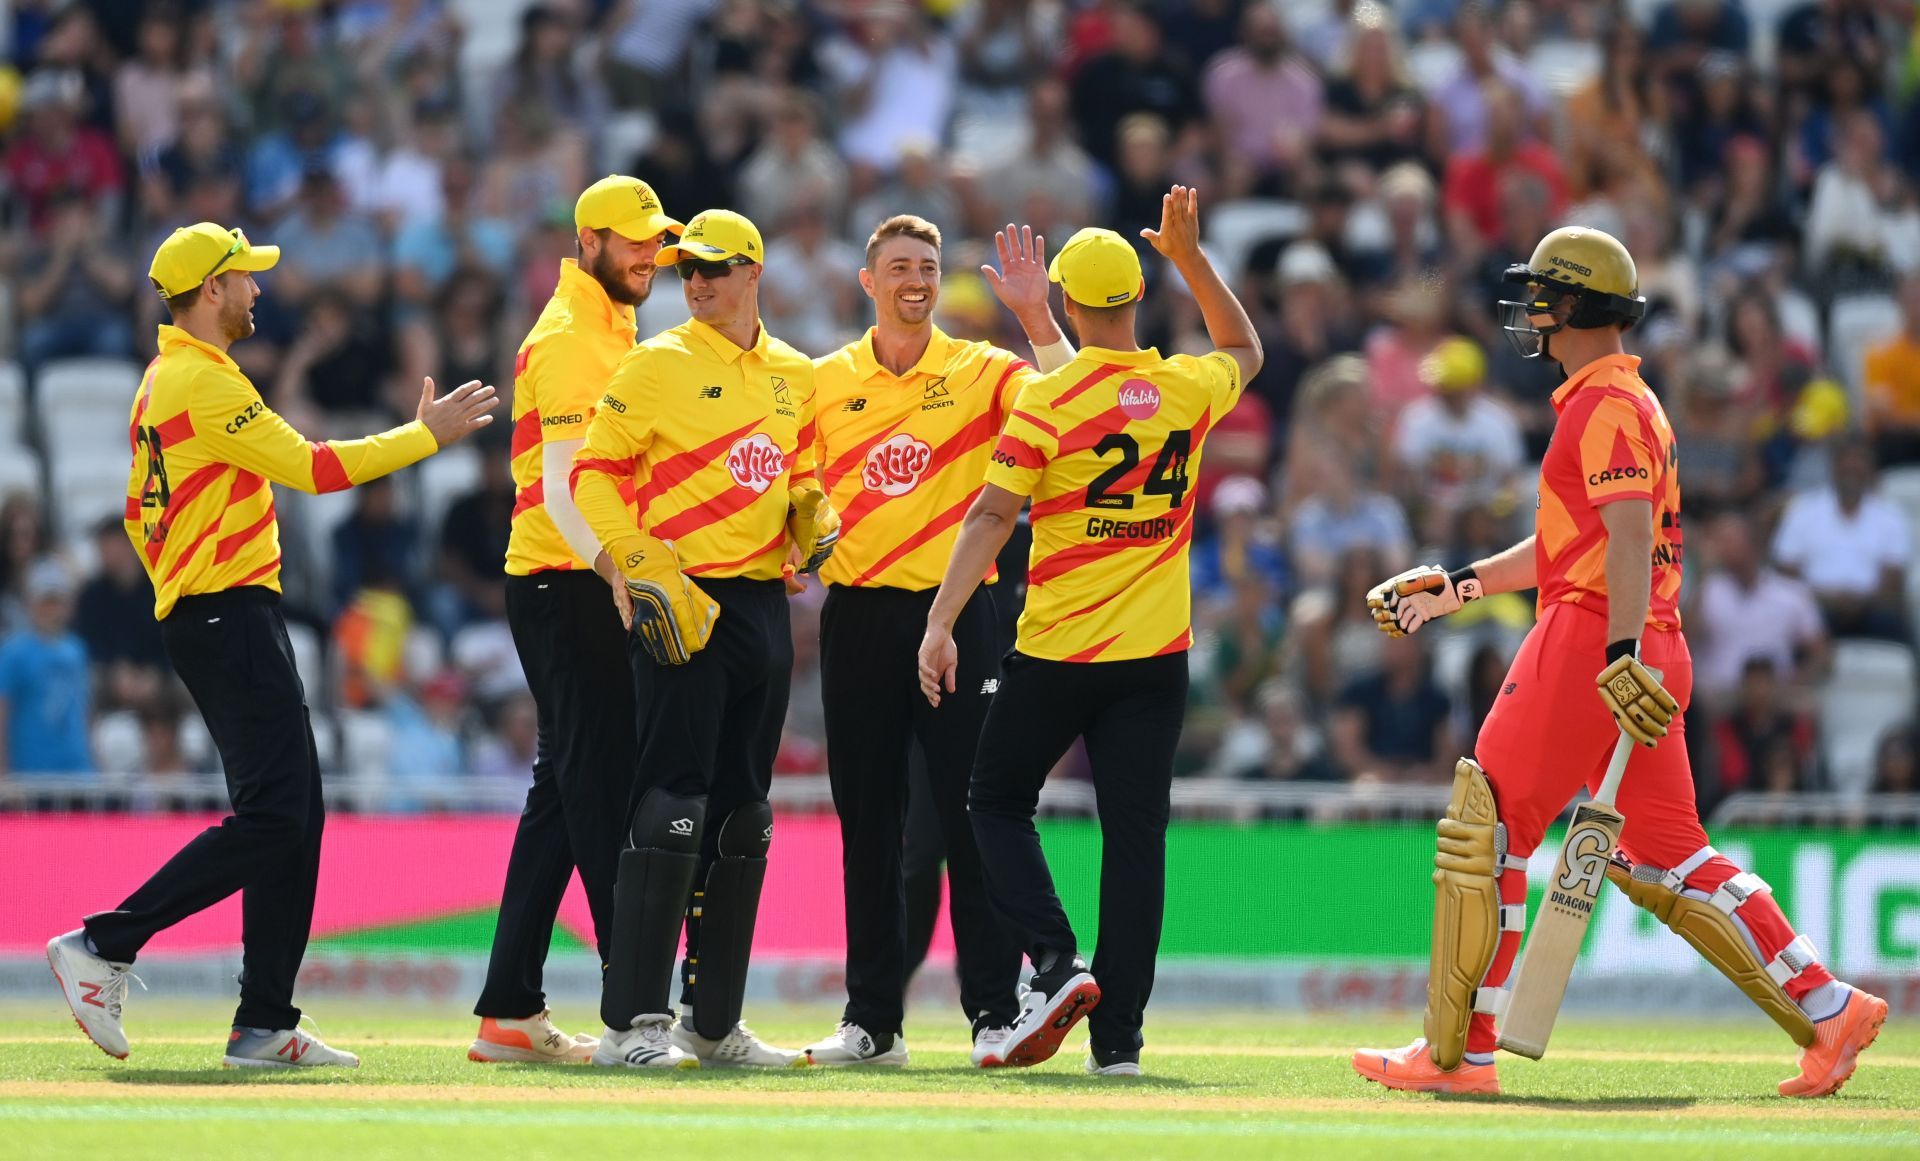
top-left (2, 1000), bottom-right (1915, 1160)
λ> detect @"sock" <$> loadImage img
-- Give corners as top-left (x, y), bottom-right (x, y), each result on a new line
top-left (1463, 1050), bottom-right (1495, 1066)
top-left (85, 935), bottom-right (101, 957)
top-left (869, 1030), bottom-right (895, 1054)
top-left (1799, 980), bottom-right (1850, 1022)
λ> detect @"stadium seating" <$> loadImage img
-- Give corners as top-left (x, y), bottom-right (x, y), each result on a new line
top-left (0, 360), bottom-right (25, 448)
top-left (1818, 639), bottom-right (1916, 796)
top-left (1204, 200), bottom-right (1307, 282)
top-left (1828, 293), bottom-right (1902, 410)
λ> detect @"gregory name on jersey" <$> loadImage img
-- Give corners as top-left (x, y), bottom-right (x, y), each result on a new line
top-left (1085, 515), bottom-right (1178, 541)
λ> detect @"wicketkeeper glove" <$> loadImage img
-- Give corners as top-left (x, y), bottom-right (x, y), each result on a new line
top-left (619, 535), bottom-right (718, 666)
top-left (1366, 565), bottom-right (1484, 638)
top-left (788, 482), bottom-right (841, 575)
top-left (1596, 644), bottom-right (1680, 748)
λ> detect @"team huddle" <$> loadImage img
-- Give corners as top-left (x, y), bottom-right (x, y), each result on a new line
top-left (40, 173), bottom-right (1884, 1095)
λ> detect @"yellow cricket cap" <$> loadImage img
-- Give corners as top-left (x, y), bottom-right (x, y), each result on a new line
top-left (148, 222), bottom-right (280, 300)
top-left (656, 208), bottom-right (764, 266)
top-left (575, 174), bottom-right (682, 242)
top-left (1419, 336), bottom-right (1487, 392)
top-left (1048, 227), bottom-right (1144, 308)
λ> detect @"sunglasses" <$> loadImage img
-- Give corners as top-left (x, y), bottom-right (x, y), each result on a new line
top-left (675, 255), bottom-right (755, 281)
top-left (198, 228), bottom-right (248, 285)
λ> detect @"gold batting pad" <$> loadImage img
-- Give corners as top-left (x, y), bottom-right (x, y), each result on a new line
top-left (1605, 860), bottom-right (1815, 1047)
top-left (1424, 758), bottom-right (1502, 1071)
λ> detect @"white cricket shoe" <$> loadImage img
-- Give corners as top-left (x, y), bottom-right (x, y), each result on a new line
top-left (672, 1019), bottom-right (805, 1067)
top-left (803, 1021), bottom-right (909, 1066)
top-left (468, 1009), bottom-right (596, 1063)
top-left (46, 929), bottom-right (139, 1060)
top-left (970, 1025), bottom-right (1015, 1068)
top-left (223, 1021), bottom-right (361, 1068)
top-left (591, 1015), bottom-right (698, 1069)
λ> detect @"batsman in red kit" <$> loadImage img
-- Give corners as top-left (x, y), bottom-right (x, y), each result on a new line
top-left (1351, 227), bottom-right (1887, 1098)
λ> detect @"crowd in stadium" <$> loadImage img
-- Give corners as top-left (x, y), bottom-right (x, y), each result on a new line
top-left (1, 0), bottom-right (1918, 813)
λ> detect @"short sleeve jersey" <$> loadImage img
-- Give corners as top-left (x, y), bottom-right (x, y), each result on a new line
top-left (985, 345), bottom-right (1242, 662)
top-left (572, 318), bottom-right (818, 581)
top-left (1535, 353), bottom-right (1684, 631)
top-left (505, 260), bottom-right (639, 576)
top-left (812, 327), bottom-right (1033, 590)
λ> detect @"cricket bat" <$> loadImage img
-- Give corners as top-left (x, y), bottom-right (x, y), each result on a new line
top-left (1496, 729), bottom-right (1636, 1060)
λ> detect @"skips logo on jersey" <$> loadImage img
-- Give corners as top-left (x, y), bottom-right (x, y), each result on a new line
top-left (727, 433), bottom-right (786, 494)
top-left (1118, 378), bottom-right (1161, 421)
top-left (862, 433), bottom-right (933, 497)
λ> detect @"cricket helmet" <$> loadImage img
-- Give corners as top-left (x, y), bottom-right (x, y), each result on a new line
top-left (1497, 226), bottom-right (1646, 359)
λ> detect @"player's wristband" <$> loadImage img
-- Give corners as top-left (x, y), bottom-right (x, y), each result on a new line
top-left (1605, 639), bottom-right (1639, 665)
top-left (1448, 566), bottom-right (1483, 602)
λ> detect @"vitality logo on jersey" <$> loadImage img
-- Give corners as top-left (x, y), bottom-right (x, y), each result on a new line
top-left (727, 433), bottom-right (786, 494)
top-left (862, 434), bottom-right (933, 497)
top-left (1118, 379), bottom-right (1161, 421)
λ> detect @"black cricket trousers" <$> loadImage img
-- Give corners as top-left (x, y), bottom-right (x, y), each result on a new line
top-left (820, 584), bottom-right (1021, 1036)
top-left (968, 649), bottom-right (1188, 1055)
top-left (475, 571), bottom-right (637, 1018)
top-left (84, 587), bottom-right (322, 1031)
top-left (624, 577), bottom-right (790, 1015)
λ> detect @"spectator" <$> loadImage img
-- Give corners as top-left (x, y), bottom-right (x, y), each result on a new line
top-left (4, 69), bottom-right (124, 234)
top-left (0, 560), bottom-right (93, 777)
top-left (1363, 272), bottom-right (1451, 428)
top-left (1872, 727), bottom-right (1917, 795)
top-left (1803, 108), bottom-right (1902, 291)
top-left (16, 192), bottom-right (136, 384)
top-left (1563, 16), bottom-right (1665, 205)
top-left (1668, 347), bottom-right (1764, 519)
top-left (391, 157), bottom-right (518, 309)
top-left (1709, 657), bottom-right (1819, 810)
top-left (1647, 0), bottom-right (1750, 79)
top-left (1771, 439), bottom-right (1912, 640)
top-left (1776, 0), bottom-right (1886, 99)
top-left (112, 2), bottom-right (211, 161)
top-left (1317, 10), bottom-right (1424, 174)
top-left (1289, 447), bottom-right (1412, 589)
top-left (335, 98), bottom-right (457, 235)
top-left (1249, 242), bottom-right (1362, 435)
top-left (1428, 1), bottom-right (1550, 157)
top-left (1389, 336), bottom-right (1525, 537)
top-left (74, 515), bottom-right (168, 686)
top-left (398, 271), bottom-right (510, 421)
top-left (1101, 112), bottom-right (1177, 240)
top-left (761, 199), bottom-right (863, 356)
top-left (1440, 80), bottom-right (1567, 255)
top-left (1290, 545), bottom-right (1392, 707)
top-left (1227, 683), bottom-right (1344, 784)
top-left (272, 169), bottom-right (388, 308)
top-left (1203, 3), bottom-right (1322, 199)
top-left (433, 436), bottom-right (514, 631)
top-left (1355, 162), bottom-right (1442, 296)
top-left (472, 692), bottom-right (538, 785)
top-left (1694, 511), bottom-right (1829, 705)
top-left (274, 289), bottom-right (397, 422)
top-left (481, 101), bottom-right (587, 229)
top-left (849, 140), bottom-right (963, 251)
top-left (736, 95), bottom-right (849, 233)
top-left (1193, 475), bottom-right (1288, 603)
top-left (1674, 52), bottom-right (1772, 197)
top-left (331, 477), bottom-right (421, 615)
top-left (0, 494), bottom-right (52, 636)
top-left (1332, 633), bottom-right (1452, 783)
top-left (1282, 353), bottom-right (1386, 507)
top-left (601, 0), bottom-right (717, 109)
top-left (952, 0), bottom-right (1054, 125)
top-left (1864, 274), bottom-right (1920, 466)
top-left (1703, 136), bottom-right (1798, 265)
top-left (962, 76), bottom-right (1096, 236)
top-left (821, 4), bottom-right (957, 184)
top-left (492, 3), bottom-right (607, 144)
top-left (233, 5), bottom-right (353, 135)
top-left (148, 77), bottom-right (245, 211)
top-left (384, 668), bottom-right (469, 785)
top-left (1069, 0), bottom-right (1200, 172)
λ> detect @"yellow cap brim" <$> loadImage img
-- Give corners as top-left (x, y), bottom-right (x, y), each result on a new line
top-left (231, 245), bottom-right (280, 273)
top-left (607, 213), bottom-right (684, 243)
top-left (656, 240), bottom-right (746, 266)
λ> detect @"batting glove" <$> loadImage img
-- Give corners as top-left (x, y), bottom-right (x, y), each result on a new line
top-left (1367, 565), bottom-right (1484, 638)
top-left (619, 535), bottom-right (718, 666)
top-left (1597, 646), bottom-right (1680, 748)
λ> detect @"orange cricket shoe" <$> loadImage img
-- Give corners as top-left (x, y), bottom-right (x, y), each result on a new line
top-left (1352, 1037), bottom-right (1501, 1095)
top-left (468, 1009), bottom-right (596, 1063)
top-left (1779, 988), bottom-right (1888, 1098)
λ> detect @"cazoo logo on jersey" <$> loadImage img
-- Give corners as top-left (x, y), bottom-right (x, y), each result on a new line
top-left (862, 434), bottom-right (933, 497)
top-left (727, 434), bottom-right (786, 494)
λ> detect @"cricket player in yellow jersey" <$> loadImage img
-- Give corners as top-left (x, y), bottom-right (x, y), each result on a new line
top-left (918, 187), bottom-right (1262, 1075)
top-left (47, 222), bottom-right (497, 1068)
top-left (801, 219), bottom-right (1079, 1068)
top-left (571, 208), bottom-right (834, 1070)
top-left (1351, 227), bottom-right (1885, 1098)
top-left (470, 176), bottom-right (682, 1064)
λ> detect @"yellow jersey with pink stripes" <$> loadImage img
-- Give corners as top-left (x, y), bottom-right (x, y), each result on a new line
top-left (985, 345), bottom-right (1242, 662)
top-left (1536, 352), bottom-right (1684, 632)
top-left (505, 260), bottom-right (639, 576)
top-left (812, 327), bottom-right (1033, 590)
top-left (571, 317), bottom-right (818, 581)
top-left (126, 324), bottom-right (439, 619)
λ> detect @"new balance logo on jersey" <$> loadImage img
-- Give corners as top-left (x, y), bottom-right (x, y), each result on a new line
top-left (698, 386), bottom-right (723, 399)
top-left (980, 678), bottom-right (1000, 694)
top-left (842, 398), bottom-right (868, 412)
top-left (669, 818), bottom-right (694, 837)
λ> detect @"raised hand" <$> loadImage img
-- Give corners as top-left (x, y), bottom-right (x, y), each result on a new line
top-left (1140, 184), bottom-right (1203, 265)
top-left (417, 377), bottom-right (499, 447)
top-left (982, 223), bottom-right (1051, 320)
